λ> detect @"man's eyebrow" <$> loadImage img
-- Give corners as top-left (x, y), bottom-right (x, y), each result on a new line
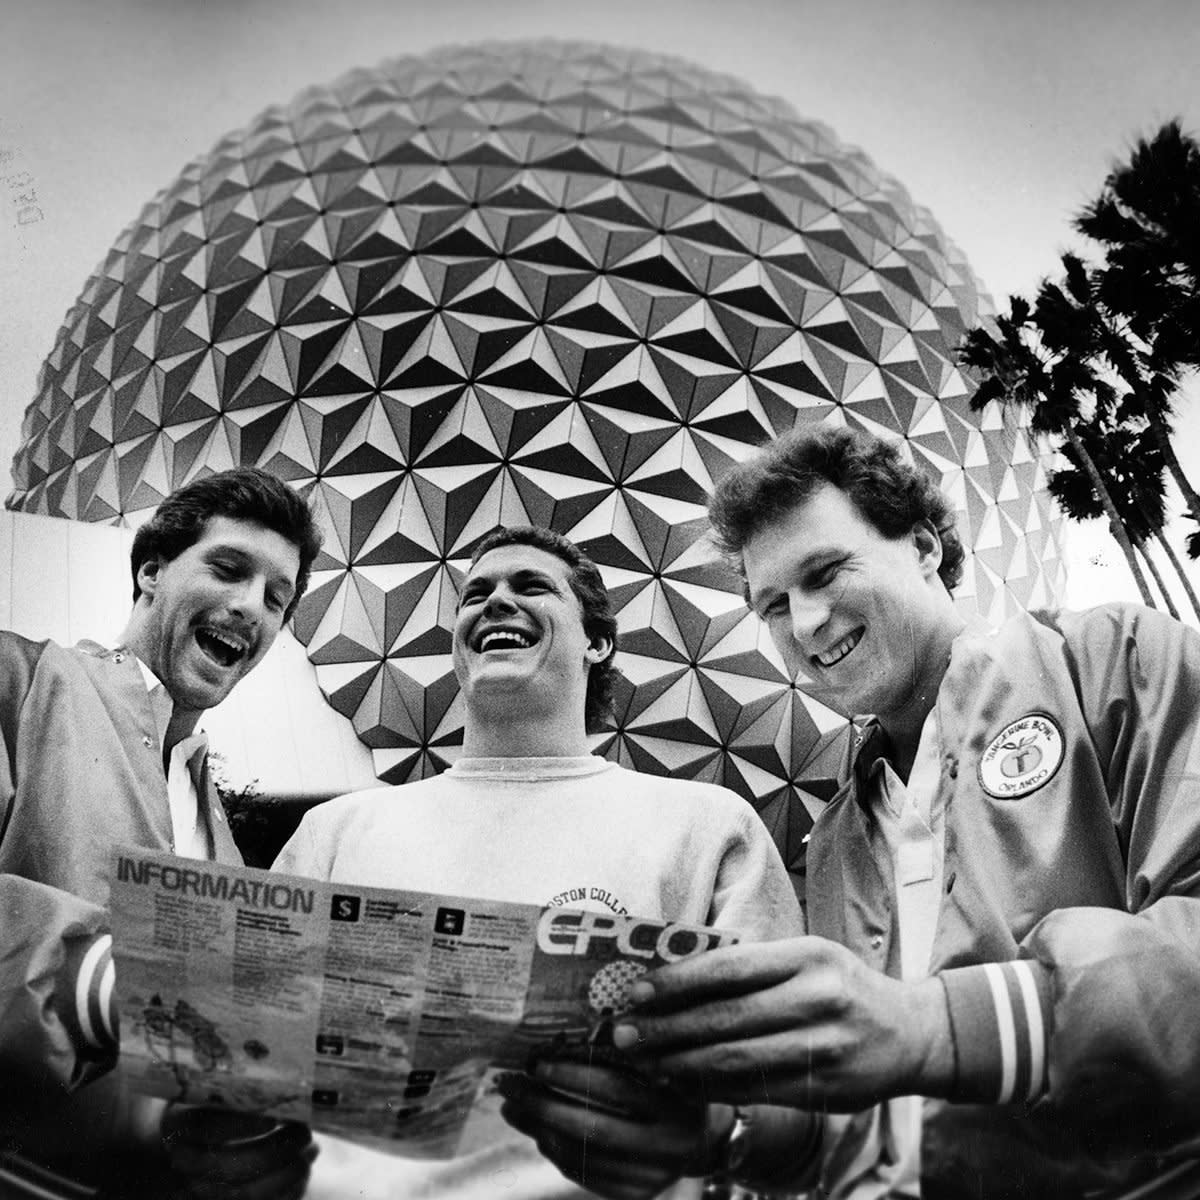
top-left (746, 581), bottom-right (775, 615)
top-left (461, 564), bottom-right (561, 591)
top-left (204, 544), bottom-right (255, 572)
top-left (510, 567), bottom-right (559, 586)
top-left (745, 545), bottom-right (838, 612)
top-left (457, 571), bottom-right (494, 605)
top-left (206, 545), bottom-right (296, 595)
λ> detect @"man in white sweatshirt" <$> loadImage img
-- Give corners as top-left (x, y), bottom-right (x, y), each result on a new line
top-left (274, 524), bottom-right (811, 1199)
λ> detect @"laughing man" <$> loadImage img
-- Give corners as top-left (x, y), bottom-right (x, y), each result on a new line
top-left (1, 467), bottom-right (322, 1199)
top-left (274, 524), bottom-right (807, 1199)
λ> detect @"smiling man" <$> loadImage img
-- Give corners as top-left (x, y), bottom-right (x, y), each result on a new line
top-left (273, 524), bottom-right (805, 1200)
top-left (570, 424), bottom-right (1200, 1199)
top-left (0, 466), bottom-right (322, 1199)
top-left (740, 477), bottom-right (964, 776)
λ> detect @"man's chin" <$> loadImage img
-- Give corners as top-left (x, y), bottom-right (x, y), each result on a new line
top-left (791, 673), bottom-right (850, 714)
top-left (176, 664), bottom-right (242, 710)
top-left (464, 667), bottom-right (541, 705)
top-left (467, 657), bottom-right (537, 683)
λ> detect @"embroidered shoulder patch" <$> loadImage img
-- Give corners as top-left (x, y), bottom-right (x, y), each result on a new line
top-left (977, 713), bottom-right (1065, 799)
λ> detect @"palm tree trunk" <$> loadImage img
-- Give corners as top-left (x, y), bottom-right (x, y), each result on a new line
top-left (1063, 424), bottom-right (1157, 606)
top-left (1128, 485), bottom-right (1200, 622)
top-left (1153, 525), bottom-right (1200, 623)
top-left (1134, 538), bottom-right (1180, 619)
top-left (1144, 411), bottom-right (1200, 538)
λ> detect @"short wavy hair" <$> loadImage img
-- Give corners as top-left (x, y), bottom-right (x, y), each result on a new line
top-left (130, 467), bottom-right (322, 621)
top-left (468, 526), bottom-right (620, 733)
top-left (708, 424), bottom-right (965, 592)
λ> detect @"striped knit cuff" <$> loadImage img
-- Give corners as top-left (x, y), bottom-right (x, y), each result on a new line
top-left (940, 959), bottom-right (1052, 1105)
top-left (56, 932), bottom-right (118, 1057)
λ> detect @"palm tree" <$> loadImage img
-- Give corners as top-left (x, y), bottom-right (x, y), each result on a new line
top-left (1048, 418), bottom-right (1200, 622)
top-left (1041, 253), bottom-right (1200, 552)
top-left (960, 293), bottom-right (1157, 607)
top-left (1077, 119), bottom-right (1200, 350)
top-left (1076, 120), bottom-right (1200, 539)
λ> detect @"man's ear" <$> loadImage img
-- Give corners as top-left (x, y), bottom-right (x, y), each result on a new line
top-left (585, 635), bottom-right (613, 665)
top-left (136, 557), bottom-right (163, 599)
top-left (912, 519), bottom-right (943, 578)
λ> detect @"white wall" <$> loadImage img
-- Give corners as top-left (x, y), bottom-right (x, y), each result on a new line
top-left (0, 509), bottom-right (378, 798)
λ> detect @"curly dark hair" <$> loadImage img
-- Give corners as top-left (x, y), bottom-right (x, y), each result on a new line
top-left (708, 424), bottom-right (965, 592)
top-left (130, 467), bottom-right (323, 621)
top-left (468, 526), bottom-right (620, 734)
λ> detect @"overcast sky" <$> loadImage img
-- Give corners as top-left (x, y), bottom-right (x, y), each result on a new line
top-left (3, 0), bottom-right (1198, 611)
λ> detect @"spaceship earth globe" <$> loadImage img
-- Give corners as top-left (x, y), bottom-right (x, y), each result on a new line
top-left (7, 41), bottom-right (1064, 873)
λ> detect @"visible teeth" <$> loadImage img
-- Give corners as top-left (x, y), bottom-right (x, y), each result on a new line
top-left (480, 630), bottom-right (532, 651)
top-left (815, 630), bottom-right (861, 668)
top-left (197, 627), bottom-right (247, 667)
top-left (202, 628), bottom-right (245, 653)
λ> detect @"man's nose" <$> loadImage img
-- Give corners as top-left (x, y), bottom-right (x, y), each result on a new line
top-left (788, 591), bottom-right (828, 643)
top-left (482, 586), bottom-right (518, 614)
top-left (227, 576), bottom-right (266, 623)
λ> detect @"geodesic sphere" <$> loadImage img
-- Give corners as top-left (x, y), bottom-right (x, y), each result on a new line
top-left (7, 41), bottom-right (1063, 867)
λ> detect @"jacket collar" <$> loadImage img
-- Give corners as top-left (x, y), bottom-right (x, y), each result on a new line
top-left (847, 718), bottom-right (895, 806)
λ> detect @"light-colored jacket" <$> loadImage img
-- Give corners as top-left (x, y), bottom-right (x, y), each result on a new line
top-left (808, 604), bottom-right (1200, 1198)
top-left (0, 633), bottom-right (240, 1106)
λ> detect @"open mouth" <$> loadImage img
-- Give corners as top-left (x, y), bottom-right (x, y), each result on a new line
top-left (813, 628), bottom-right (863, 669)
top-left (473, 627), bottom-right (537, 653)
top-left (195, 626), bottom-right (248, 669)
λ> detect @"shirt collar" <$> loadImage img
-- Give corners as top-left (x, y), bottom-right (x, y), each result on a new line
top-left (851, 719), bottom-right (894, 799)
top-left (448, 755), bottom-right (613, 780)
top-left (129, 653), bottom-right (206, 757)
top-left (133, 654), bottom-right (161, 695)
top-left (847, 615), bottom-right (989, 794)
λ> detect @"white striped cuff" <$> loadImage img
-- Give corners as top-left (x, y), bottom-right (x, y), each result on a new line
top-left (941, 958), bottom-right (1052, 1104)
top-left (61, 932), bottom-right (118, 1053)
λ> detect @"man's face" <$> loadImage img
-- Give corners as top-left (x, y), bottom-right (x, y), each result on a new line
top-left (453, 544), bottom-right (600, 719)
top-left (742, 484), bottom-right (954, 720)
top-left (133, 515), bottom-right (300, 711)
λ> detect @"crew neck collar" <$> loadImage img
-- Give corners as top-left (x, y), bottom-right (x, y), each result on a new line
top-left (447, 755), bottom-right (614, 780)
